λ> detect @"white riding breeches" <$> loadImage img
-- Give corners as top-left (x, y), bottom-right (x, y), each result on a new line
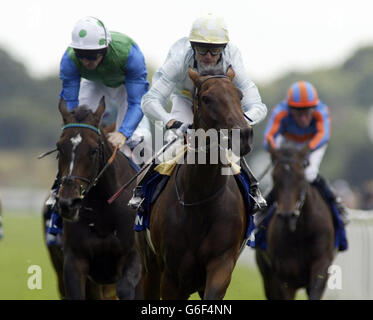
top-left (274, 135), bottom-right (327, 182)
top-left (78, 79), bottom-right (153, 164)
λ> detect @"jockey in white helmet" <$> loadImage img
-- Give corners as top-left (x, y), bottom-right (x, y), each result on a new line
top-left (128, 14), bottom-right (268, 211)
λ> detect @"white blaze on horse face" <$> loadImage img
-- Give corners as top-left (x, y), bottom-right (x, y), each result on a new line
top-left (69, 134), bottom-right (82, 175)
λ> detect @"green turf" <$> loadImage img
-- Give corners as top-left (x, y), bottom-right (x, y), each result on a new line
top-left (0, 214), bottom-right (305, 300)
top-left (0, 213), bottom-right (60, 300)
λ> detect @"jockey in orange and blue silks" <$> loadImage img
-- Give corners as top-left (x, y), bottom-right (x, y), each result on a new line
top-left (263, 81), bottom-right (348, 225)
top-left (264, 81), bottom-right (331, 162)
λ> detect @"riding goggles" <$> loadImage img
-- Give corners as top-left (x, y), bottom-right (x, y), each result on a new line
top-left (194, 45), bottom-right (225, 56)
top-left (74, 48), bottom-right (106, 61)
top-left (75, 52), bottom-right (102, 61)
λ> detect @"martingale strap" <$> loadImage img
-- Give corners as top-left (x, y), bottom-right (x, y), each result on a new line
top-left (62, 123), bottom-right (100, 135)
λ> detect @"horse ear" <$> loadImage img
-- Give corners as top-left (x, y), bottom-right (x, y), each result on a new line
top-left (94, 96), bottom-right (106, 121)
top-left (226, 67), bottom-right (235, 81)
top-left (268, 142), bottom-right (278, 161)
top-left (188, 67), bottom-right (201, 87)
top-left (58, 98), bottom-right (73, 124)
top-left (103, 122), bottom-right (116, 135)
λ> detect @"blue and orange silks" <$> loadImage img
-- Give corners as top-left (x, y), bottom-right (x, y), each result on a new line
top-left (263, 100), bottom-right (331, 151)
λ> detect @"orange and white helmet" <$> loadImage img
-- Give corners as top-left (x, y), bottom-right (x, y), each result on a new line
top-left (70, 16), bottom-right (111, 50)
top-left (189, 13), bottom-right (229, 45)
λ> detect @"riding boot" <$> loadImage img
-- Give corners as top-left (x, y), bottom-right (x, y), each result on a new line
top-left (311, 175), bottom-right (349, 226)
top-left (241, 158), bottom-right (267, 213)
top-left (128, 161), bottom-right (157, 210)
top-left (45, 173), bottom-right (63, 246)
top-left (254, 189), bottom-right (275, 228)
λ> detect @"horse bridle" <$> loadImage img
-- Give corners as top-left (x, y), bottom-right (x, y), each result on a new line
top-left (58, 123), bottom-right (117, 201)
top-left (188, 74), bottom-right (236, 155)
top-left (272, 158), bottom-right (308, 217)
top-left (193, 75), bottom-right (230, 131)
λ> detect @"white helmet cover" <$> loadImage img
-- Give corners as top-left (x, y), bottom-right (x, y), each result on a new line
top-left (70, 16), bottom-right (111, 50)
top-left (189, 13), bottom-right (229, 44)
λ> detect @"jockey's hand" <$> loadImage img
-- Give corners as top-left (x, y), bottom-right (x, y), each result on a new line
top-left (166, 119), bottom-right (182, 130)
top-left (107, 131), bottom-right (127, 148)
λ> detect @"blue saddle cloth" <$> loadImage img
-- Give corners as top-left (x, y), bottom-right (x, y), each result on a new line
top-left (134, 167), bottom-right (256, 238)
top-left (248, 194), bottom-right (348, 251)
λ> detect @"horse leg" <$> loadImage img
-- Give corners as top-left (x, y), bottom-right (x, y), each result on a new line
top-left (136, 232), bottom-right (161, 299)
top-left (160, 271), bottom-right (189, 300)
top-left (141, 259), bottom-right (161, 300)
top-left (203, 257), bottom-right (235, 300)
top-left (85, 280), bottom-right (104, 300)
top-left (307, 258), bottom-right (331, 300)
top-left (256, 250), bottom-right (280, 299)
top-left (116, 249), bottom-right (142, 300)
top-left (47, 244), bottom-right (66, 299)
top-left (63, 253), bottom-right (89, 300)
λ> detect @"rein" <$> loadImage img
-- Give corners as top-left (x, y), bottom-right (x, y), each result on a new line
top-left (174, 164), bottom-right (227, 207)
top-left (58, 123), bottom-right (118, 200)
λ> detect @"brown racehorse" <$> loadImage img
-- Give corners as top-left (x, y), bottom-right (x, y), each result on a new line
top-left (48, 97), bottom-right (142, 300)
top-left (255, 146), bottom-right (335, 300)
top-left (136, 68), bottom-right (253, 300)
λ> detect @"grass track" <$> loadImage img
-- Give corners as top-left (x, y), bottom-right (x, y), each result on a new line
top-left (0, 213), bottom-right (268, 300)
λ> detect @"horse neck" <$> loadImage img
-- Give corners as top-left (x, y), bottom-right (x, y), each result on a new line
top-left (95, 140), bottom-right (127, 197)
top-left (183, 157), bottom-right (228, 199)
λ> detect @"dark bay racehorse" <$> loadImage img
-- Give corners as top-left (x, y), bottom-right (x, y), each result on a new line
top-left (51, 98), bottom-right (141, 300)
top-left (255, 146), bottom-right (335, 300)
top-left (136, 68), bottom-right (253, 300)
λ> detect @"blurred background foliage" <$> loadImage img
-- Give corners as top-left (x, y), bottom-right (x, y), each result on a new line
top-left (1, 45), bottom-right (373, 190)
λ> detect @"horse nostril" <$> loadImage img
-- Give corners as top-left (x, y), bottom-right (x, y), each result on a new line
top-left (59, 197), bottom-right (82, 210)
top-left (277, 212), bottom-right (292, 219)
top-left (59, 198), bottom-right (72, 210)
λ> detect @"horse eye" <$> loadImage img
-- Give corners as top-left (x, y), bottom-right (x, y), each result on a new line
top-left (236, 89), bottom-right (243, 101)
top-left (90, 148), bottom-right (99, 156)
top-left (202, 95), bottom-right (211, 105)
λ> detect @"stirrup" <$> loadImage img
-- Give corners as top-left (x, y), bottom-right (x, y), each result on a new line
top-left (128, 197), bottom-right (145, 210)
top-left (128, 186), bottom-right (145, 210)
top-left (250, 195), bottom-right (267, 213)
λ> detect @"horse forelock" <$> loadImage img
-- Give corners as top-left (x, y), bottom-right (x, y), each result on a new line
top-left (72, 105), bottom-right (95, 124)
